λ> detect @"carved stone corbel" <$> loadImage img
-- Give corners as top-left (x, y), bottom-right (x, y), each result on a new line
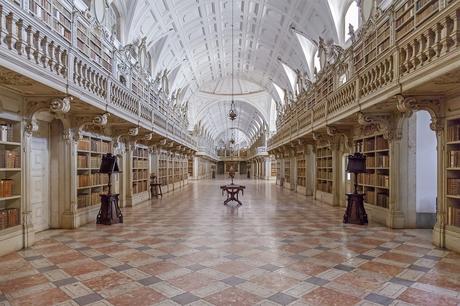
top-left (25, 96), bottom-right (73, 123)
top-left (395, 95), bottom-right (444, 134)
top-left (357, 112), bottom-right (400, 141)
top-left (326, 126), bottom-right (352, 152)
top-left (71, 113), bottom-right (110, 141)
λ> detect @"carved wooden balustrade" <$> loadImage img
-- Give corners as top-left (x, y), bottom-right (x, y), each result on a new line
top-left (0, 1), bottom-right (195, 149)
top-left (269, 0), bottom-right (460, 150)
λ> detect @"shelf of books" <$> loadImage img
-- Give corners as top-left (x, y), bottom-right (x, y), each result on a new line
top-left (354, 134), bottom-right (390, 210)
top-left (29, 0), bottom-right (72, 42)
top-left (446, 119), bottom-right (460, 230)
top-left (316, 146), bottom-right (333, 194)
top-left (188, 158), bottom-right (193, 178)
top-left (158, 152), bottom-right (168, 187)
top-left (167, 154), bottom-right (174, 190)
top-left (173, 158), bottom-right (181, 189)
top-left (76, 134), bottom-right (112, 210)
top-left (0, 120), bottom-right (22, 233)
top-left (284, 159), bottom-right (291, 188)
top-left (297, 153), bottom-right (307, 189)
top-left (270, 157), bottom-right (277, 178)
top-left (182, 158), bottom-right (188, 182)
top-left (132, 146), bottom-right (149, 195)
top-left (353, 16), bottom-right (390, 71)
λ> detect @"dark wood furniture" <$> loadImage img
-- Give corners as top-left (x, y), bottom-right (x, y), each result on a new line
top-left (344, 153), bottom-right (368, 225)
top-left (150, 175), bottom-right (162, 198)
top-left (220, 184), bottom-right (245, 206)
top-left (97, 154), bottom-right (123, 225)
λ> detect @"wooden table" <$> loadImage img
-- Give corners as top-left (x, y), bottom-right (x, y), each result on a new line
top-left (220, 184), bottom-right (246, 206)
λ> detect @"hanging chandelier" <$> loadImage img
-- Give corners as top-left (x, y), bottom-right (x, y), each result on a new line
top-left (228, 0), bottom-right (237, 122)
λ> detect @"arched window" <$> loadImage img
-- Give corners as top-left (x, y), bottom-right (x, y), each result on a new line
top-left (314, 49), bottom-right (321, 74)
top-left (106, 4), bottom-right (121, 41)
top-left (344, 1), bottom-right (360, 42)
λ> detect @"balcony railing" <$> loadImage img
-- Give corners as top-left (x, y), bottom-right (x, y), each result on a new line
top-left (269, 0), bottom-right (460, 150)
top-left (0, 1), bottom-right (195, 149)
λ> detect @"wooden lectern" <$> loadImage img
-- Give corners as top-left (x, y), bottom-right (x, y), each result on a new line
top-left (96, 154), bottom-right (123, 225)
top-left (344, 153), bottom-right (368, 225)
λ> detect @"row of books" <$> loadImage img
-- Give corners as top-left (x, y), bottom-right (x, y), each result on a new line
top-left (0, 179), bottom-right (15, 198)
top-left (317, 170), bottom-right (332, 180)
top-left (317, 181), bottom-right (332, 193)
top-left (447, 124), bottom-right (460, 142)
top-left (364, 155), bottom-right (389, 168)
top-left (448, 150), bottom-right (460, 168)
top-left (78, 174), bottom-right (109, 187)
top-left (317, 160), bottom-right (333, 168)
top-left (0, 149), bottom-right (20, 168)
top-left (447, 178), bottom-right (460, 195)
top-left (77, 192), bottom-right (103, 209)
top-left (134, 148), bottom-right (149, 158)
top-left (297, 177), bottom-right (306, 187)
top-left (133, 160), bottom-right (149, 169)
top-left (376, 175), bottom-right (390, 188)
top-left (133, 181), bottom-right (148, 194)
top-left (0, 208), bottom-right (20, 229)
top-left (133, 170), bottom-right (149, 181)
top-left (447, 206), bottom-right (460, 227)
top-left (377, 193), bottom-right (390, 208)
top-left (77, 155), bottom-right (104, 169)
top-left (359, 173), bottom-right (375, 185)
top-left (78, 139), bottom-right (111, 153)
top-left (0, 124), bottom-right (15, 142)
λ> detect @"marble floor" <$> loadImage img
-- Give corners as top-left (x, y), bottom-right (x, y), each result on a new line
top-left (1, 179), bottom-right (459, 306)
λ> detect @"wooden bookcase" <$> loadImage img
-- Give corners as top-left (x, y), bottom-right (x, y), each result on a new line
top-left (0, 119), bottom-right (22, 231)
top-left (167, 154), bottom-right (173, 188)
top-left (316, 146), bottom-right (333, 193)
top-left (297, 153), bottom-right (306, 187)
top-left (446, 119), bottom-right (460, 228)
top-left (76, 134), bottom-right (112, 209)
top-left (394, 0), bottom-right (440, 42)
top-left (354, 16), bottom-right (391, 71)
top-left (354, 134), bottom-right (390, 209)
top-left (158, 152), bottom-right (168, 186)
top-left (188, 158), bottom-right (193, 177)
top-left (284, 160), bottom-right (291, 185)
top-left (132, 146), bottom-right (149, 195)
top-left (271, 157), bottom-right (277, 177)
top-left (29, 0), bottom-right (72, 42)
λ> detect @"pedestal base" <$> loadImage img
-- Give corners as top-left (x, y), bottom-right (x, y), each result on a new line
top-left (344, 193), bottom-right (368, 225)
top-left (97, 194), bottom-right (123, 225)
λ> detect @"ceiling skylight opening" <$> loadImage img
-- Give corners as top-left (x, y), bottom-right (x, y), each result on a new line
top-left (281, 62), bottom-right (297, 93)
top-left (345, 1), bottom-right (360, 42)
top-left (273, 82), bottom-right (285, 104)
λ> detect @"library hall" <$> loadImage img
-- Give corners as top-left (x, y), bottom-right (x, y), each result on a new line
top-left (1, 0), bottom-right (460, 305)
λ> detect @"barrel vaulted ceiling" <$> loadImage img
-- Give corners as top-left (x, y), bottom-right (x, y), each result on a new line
top-left (111, 0), bottom-right (359, 146)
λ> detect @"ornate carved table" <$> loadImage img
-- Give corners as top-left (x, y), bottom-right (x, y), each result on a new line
top-left (220, 184), bottom-right (246, 206)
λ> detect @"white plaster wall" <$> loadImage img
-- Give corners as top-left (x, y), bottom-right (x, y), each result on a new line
top-left (416, 111), bottom-right (437, 213)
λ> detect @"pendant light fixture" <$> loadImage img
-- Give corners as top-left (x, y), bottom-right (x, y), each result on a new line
top-left (228, 0), bottom-right (237, 122)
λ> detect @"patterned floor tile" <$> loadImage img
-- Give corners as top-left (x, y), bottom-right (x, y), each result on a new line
top-left (0, 179), bottom-right (458, 306)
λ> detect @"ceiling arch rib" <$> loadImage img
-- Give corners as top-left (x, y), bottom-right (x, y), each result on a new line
top-left (118, 0), bottom-right (339, 146)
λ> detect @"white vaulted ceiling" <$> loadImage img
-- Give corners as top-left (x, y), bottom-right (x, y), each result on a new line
top-left (113, 0), bottom-right (344, 146)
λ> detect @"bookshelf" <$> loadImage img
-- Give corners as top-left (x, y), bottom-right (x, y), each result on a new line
top-left (29, 0), bottom-right (72, 42)
top-left (297, 153), bottom-right (306, 187)
top-left (354, 134), bottom-right (390, 209)
top-left (188, 158), bottom-right (193, 177)
top-left (271, 157), bottom-right (277, 177)
top-left (316, 146), bottom-right (333, 193)
top-left (0, 120), bottom-right (22, 231)
top-left (173, 158), bottom-right (181, 184)
top-left (167, 154), bottom-right (173, 187)
top-left (446, 119), bottom-right (460, 228)
top-left (158, 152), bottom-right (168, 186)
top-left (76, 135), bottom-right (112, 209)
top-left (132, 146), bottom-right (149, 195)
top-left (284, 160), bottom-right (291, 185)
top-left (395, 0), bottom-right (415, 41)
top-left (76, 19), bottom-right (112, 72)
